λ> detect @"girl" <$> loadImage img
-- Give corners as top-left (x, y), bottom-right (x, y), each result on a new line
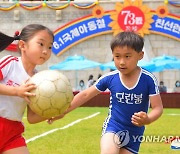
top-left (0, 24), bottom-right (54, 154)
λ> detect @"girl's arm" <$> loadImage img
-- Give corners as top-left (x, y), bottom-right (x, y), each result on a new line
top-left (27, 106), bottom-right (47, 124)
top-left (0, 83), bottom-right (18, 96)
top-left (0, 83), bottom-right (36, 102)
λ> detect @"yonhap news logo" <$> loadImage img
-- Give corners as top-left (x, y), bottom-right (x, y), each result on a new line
top-left (114, 130), bottom-right (130, 148)
top-left (113, 130), bottom-right (180, 150)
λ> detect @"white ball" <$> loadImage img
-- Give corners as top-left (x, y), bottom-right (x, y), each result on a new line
top-left (28, 70), bottom-right (74, 118)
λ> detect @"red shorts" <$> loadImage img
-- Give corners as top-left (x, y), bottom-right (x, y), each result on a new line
top-left (0, 117), bottom-right (26, 153)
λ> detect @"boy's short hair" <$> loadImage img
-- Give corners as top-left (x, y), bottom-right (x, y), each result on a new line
top-left (110, 31), bottom-right (144, 53)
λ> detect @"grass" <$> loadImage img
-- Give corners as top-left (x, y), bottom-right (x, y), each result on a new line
top-left (140, 108), bottom-right (180, 154)
top-left (23, 108), bottom-right (180, 154)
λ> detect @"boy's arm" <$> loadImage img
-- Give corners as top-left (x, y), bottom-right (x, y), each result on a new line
top-left (147, 94), bottom-right (163, 124)
top-left (48, 86), bottom-right (100, 123)
top-left (131, 94), bottom-right (163, 126)
top-left (65, 86), bottom-right (100, 114)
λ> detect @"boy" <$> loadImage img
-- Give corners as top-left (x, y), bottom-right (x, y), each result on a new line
top-left (51, 31), bottom-right (163, 154)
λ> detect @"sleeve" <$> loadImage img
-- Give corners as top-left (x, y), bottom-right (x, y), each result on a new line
top-left (0, 55), bottom-right (14, 81)
top-left (148, 74), bottom-right (160, 96)
top-left (95, 75), bottom-right (109, 92)
top-left (0, 70), bottom-right (3, 80)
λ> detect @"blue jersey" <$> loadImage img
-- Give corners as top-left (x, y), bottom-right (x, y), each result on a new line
top-left (95, 68), bottom-right (159, 132)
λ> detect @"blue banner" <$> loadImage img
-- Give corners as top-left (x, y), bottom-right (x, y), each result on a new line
top-left (53, 14), bottom-right (112, 56)
top-left (150, 15), bottom-right (180, 40)
top-left (52, 13), bottom-right (179, 56)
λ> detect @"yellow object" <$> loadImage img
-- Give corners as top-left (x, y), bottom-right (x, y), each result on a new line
top-left (16, 3), bottom-right (20, 7)
top-left (164, 0), bottom-right (168, 5)
top-left (95, 1), bottom-right (99, 5)
top-left (42, 2), bottom-right (46, 7)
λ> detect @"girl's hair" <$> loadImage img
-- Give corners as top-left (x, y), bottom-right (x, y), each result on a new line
top-left (110, 31), bottom-right (144, 53)
top-left (0, 24), bottom-right (54, 52)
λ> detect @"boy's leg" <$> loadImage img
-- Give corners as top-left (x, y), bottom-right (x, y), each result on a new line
top-left (2, 146), bottom-right (29, 154)
top-left (119, 148), bottom-right (133, 154)
top-left (100, 132), bottom-right (119, 154)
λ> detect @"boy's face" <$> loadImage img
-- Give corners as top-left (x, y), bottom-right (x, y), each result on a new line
top-left (112, 46), bottom-right (144, 75)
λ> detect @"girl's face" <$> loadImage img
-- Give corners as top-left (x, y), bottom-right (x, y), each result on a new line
top-left (20, 30), bottom-right (53, 66)
top-left (113, 46), bottom-right (144, 75)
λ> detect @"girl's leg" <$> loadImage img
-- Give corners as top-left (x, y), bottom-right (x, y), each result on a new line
top-left (2, 146), bottom-right (29, 154)
top-left (100, 132), bottom-right (119, 154)
top-left (0, 118), bottom-right (27, 154)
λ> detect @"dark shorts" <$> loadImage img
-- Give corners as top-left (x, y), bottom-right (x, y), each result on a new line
top-left (102, 118), bottom-right (145, 154)
top-left (0, 117), bottom-right (26, 153)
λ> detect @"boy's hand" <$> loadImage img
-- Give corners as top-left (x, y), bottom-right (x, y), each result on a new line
top-left (47, 114), bottom-right (65, 124)
top-left (131, 111), bottom-right (151, 127)
top-left (47, 105), bottom-right (71, 124)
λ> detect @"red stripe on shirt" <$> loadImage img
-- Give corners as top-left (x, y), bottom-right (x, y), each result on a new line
top-left (0, 70), bottom-right (3, 80)
top-left (0, 56), bottom-right (18, 80)
top-left (0, 55), bottom-right (13, 66)
top-left (0, 57), bottom-right (18, 70)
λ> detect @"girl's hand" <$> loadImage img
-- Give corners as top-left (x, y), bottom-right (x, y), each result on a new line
top-left (131, 111), bottom-right (151, 127)
top-left (16, 81), bottom-right (36, 104)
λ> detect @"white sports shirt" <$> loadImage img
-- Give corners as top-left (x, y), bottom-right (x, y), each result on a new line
top-left (0, 55), bottom-right (30, 121)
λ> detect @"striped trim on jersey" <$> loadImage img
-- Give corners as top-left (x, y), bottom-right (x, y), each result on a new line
top-left (103, 70), bottom-right (119, 77)
top-left (142, 69), bottom-right (159, 94)
top-left (101, 96), bottom-right (113, 136)
top-left (125, 147), bottom-right (138, 154)
top-left (0, 55), bottom-right (19, 80)
top-left (95, 70), bottom-right (119, 92)
top-left (96, 70), bottom-right (119, 83)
